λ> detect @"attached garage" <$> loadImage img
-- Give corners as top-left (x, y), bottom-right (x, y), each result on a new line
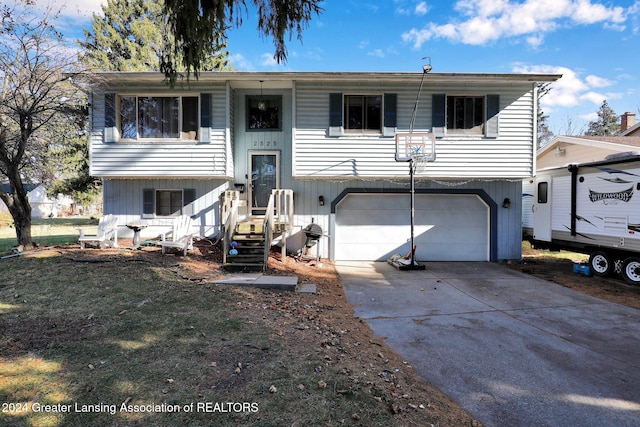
top-left (333, 191), bottom-right (494, 261)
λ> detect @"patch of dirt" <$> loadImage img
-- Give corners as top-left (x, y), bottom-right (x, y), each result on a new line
top-left (503, 252), bottom-right (640, 310)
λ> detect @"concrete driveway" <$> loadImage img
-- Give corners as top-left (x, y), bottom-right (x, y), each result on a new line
top-left (337, 261), bottom-right (640, 427)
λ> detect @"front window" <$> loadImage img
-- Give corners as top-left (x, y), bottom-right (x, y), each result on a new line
top-left (247, 95), bottom-right (281, 131)
top-left (344, 95), bottom-right (381, 133)
top-left (156, 190), bottom-right (183, 216)
top-left (119, 96), bottom-right (198, 140)
top-left (447, 96), bottom-right (484, 134)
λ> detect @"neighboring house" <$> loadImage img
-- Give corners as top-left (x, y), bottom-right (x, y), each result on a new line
top-left (537, 135), bottom-right (640, 171)
top-left (621, 112), bottom-right (639, 136)
top-left (88, 71), bottom-right (560, 262)
top-left (535, 112), bottom-right (640, 171)
top-left (0, 183), bottom-right (70, 218)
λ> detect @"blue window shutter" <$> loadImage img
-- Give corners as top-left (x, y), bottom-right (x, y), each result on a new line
top-left (329, 93), bottom-right (343, 136)
top-left (105, 93), bottom-right (115, 127)
top-left (143, 189), bottom-right (155, 217)
top-left (486, 94), bottom-right (499, 138)
top-left (199, 93), bottom-right (211, 142)
top-left (104, 93), bottom-right (116, 143)
top-left (384, 93), bottom-right (397, 127)
top-left (432, 94), bottom-right (446, 137)
top-left (200, 93), bottom-right (211, 128)
top-left (183, 189), bottom-right (196, 217)
top-left (329, 93), bottom-right (343, 127)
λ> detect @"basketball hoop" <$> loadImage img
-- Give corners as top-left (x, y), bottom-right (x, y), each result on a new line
top-left (395, 133), bottom-right (436, 169)
top-left (392, 133), bottom-right (436, 271)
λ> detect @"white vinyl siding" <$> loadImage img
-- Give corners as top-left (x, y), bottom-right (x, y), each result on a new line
top-left (294, 82), bottom-right (535, 179)
top-left (90, 86), bottom-right (230, 178)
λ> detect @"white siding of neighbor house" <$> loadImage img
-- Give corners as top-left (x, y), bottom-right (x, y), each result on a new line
top-left (89, 85), bottom-right (230, 178)
top-left (293, 82), bottom-right (536, 179)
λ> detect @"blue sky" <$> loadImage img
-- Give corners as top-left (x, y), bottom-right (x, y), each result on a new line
top-left (52, 0), bottom-right (640, 134)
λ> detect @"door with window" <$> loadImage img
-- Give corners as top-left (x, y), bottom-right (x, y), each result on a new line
top-left (533, 176), bottom-right (552, 242)
top-left (249, 151), bottom-right (279, 215)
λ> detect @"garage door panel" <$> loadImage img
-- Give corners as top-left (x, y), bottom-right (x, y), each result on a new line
top-left (335, 194), bottom-right (489, 261)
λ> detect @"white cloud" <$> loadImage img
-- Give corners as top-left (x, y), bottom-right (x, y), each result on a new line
top-left (403, 0), bottom-right (635, 48)
top-left (415, 2), bottom-right (429, 15)
top-left (512, 64), bottom-right (588, 107)
top-left (368, 49), bottom-right (385, 58)
top-left (260, 53), bottom-right (279, 67)
top-left (579, 91), bottom-right (608, 105)
top-left (585, 75), bottom-right (613, 88)
top-left (514, 64), bottom-right (625, 111)
top-left (229, 53), bottom-right (254, 71)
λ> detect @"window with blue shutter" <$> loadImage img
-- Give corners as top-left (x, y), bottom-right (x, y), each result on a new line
top-left (329, 93), bottom-right (343, 136)
top-left (199, 93), bottom-right (211, 142)
top-left (485, 94), bottom-right (499, 138)
top-left (432, 94), bottom-right (446, 137)
top-left (183, 189), bottom-right (196, 217)
top-left (142, 189), bottom-right (154, 218)
top-left (104, 93), bottom-right (116, 143)
top-left (383, 93), bottom-right (397, 137)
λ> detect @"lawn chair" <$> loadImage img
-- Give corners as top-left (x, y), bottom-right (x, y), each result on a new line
top-left (78, 214), bottom-right (119, 249)
top-left (161, 215), bottom-right (193, 256)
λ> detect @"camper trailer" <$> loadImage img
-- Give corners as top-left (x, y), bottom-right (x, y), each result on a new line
top-left (523, 154), bottom-right (640, 285)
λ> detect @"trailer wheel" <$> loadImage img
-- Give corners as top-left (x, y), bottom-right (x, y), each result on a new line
top-left (621, 257), bottom-right (640, 285)
top-left (589, 251), bottom-right (612, 277)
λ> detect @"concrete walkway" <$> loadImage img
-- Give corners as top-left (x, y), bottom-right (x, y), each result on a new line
top-left (337, 261), bottom-right (640, 427)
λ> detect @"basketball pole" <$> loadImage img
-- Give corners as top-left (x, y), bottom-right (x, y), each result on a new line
top-left (406, 65), bottom-right (429, 271)
top-left (410, 156), bottom-right (416, 267)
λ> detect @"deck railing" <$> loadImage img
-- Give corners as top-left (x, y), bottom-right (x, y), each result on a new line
top-left (221, 190), bottom-right (240, 265)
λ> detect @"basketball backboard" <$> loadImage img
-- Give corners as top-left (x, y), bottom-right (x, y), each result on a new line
top-left (395, 133), bottom-right (436, 163)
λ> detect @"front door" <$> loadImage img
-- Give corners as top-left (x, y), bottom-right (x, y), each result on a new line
top-left (249, 151), bottom-right (280, 215)
top-left (533, 176), bottom-right (552, 242)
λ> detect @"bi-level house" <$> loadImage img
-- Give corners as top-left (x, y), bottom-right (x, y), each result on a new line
top-left (88, 71), bottom-right (560, 267)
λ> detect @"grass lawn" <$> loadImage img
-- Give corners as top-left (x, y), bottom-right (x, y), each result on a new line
top-left (1, 221), bottom-right (467, 426)
top-left (0, 214), bottom-right (98, 254)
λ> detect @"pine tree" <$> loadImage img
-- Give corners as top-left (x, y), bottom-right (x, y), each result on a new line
top-left (537, 83), bottom-right (554, 148)
top-left (79, 0), bottom-right (229, 72)
top-left (585, 100), bottom-right (620, 136)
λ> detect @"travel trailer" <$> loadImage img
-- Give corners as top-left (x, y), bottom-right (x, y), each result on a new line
top-left (523, 154), bottom-right (640, 284)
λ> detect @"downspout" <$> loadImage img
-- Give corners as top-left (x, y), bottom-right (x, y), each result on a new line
top-left (569, 164), bottom-right (578, 236)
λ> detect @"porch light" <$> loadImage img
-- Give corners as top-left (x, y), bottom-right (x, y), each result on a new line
top-left (502, 198), bottom-right (511, 209)
top-left (258, 80), bottom-right (267, 111)
top-left (318, 195), bottom-right (325, 206)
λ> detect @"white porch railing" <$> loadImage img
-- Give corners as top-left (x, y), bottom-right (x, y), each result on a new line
top-left (263, 189), bottom-right (294, 262)
top-left (221, 190), bottom-right (240, 266)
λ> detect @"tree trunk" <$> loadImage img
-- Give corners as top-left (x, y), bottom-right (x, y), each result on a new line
top-left (0, 173), bottom-right (35, 251)
top-left (12, 207), bottom-right (34, 251)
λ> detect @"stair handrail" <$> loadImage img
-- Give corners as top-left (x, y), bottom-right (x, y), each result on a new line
top-left (262, 193), bottom-right (276, 270)
top-left (273, 189), bottom-right (294, 231)
top-left (221, 190), bottom-right (240, 265)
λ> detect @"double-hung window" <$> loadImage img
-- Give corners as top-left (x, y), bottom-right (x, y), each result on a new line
top-left (142, 188), bottom-right (195, 218)
top-left (118, 96), bottom-right (199, 140)
top-left (447, 96), bottom-right (485, 134)
top-left (432, 94), bottom-right (499, 138)
top-left (329, 93), bottom-right (395, 136)
top-left (344, 95), bottom-right (382, 133)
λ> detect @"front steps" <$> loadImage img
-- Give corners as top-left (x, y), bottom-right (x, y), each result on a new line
top-left (223, 218), bottom-right (266, 272)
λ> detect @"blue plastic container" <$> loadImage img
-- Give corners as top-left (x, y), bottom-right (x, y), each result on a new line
top-left (573, 263), bottom-right (592, 276)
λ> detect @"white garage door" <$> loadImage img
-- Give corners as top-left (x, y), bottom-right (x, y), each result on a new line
top-left (335, 193), bottom-right (489, 261)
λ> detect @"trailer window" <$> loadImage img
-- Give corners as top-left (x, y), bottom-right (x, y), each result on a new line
top-left (537, 182), bottom-right (548, 204)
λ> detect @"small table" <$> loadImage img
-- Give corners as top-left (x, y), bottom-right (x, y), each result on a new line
top-left (126, 223), bottom-right (148, 249)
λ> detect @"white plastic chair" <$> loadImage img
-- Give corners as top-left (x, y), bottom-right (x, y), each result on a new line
top-left (161, 215), bottom-right (193, 256)
top-left (78, 214), bottom-right (119, 249)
